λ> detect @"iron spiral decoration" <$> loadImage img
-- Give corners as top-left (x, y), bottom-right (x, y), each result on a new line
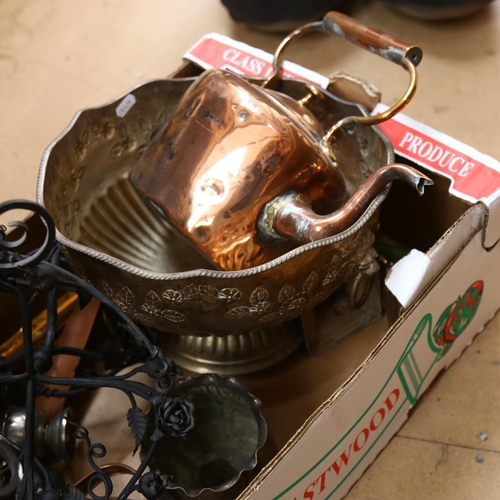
top-left (0, 199), bottom-right (194, 500)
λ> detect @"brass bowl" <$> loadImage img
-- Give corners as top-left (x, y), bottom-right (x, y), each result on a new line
top-left (37, 76), bottom-right (393, 336)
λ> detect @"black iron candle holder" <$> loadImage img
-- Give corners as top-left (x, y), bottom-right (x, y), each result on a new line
top-left (0, 199), bottom-right (194, 500)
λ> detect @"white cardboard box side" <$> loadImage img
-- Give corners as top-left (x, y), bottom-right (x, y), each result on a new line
top-left (373, 104), bottom-right (500, 207)
top-left (373, 103), bottom-right (500, 249)
top-left (240, 225), bottom-right (496, 500)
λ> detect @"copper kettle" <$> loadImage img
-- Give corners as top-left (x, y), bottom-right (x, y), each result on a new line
top-left (131, 12), bottom-right (432, 271)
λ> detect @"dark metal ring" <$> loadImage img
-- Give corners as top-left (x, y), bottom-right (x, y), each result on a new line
top-left (349, 272), bottom-right (375, 311)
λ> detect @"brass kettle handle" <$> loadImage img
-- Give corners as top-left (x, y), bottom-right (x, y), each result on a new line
top-left (264, 11), bottom-right (422, 143)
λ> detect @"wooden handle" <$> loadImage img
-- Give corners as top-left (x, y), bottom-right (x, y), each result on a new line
top-left (322, 12), bottom-right (422, 67)
top-left (36, 298), bottom-right (100, 420)
top-left (265, 11), bottom-right (422, 95)
top-left (0, 292), bottom-right (78, 358)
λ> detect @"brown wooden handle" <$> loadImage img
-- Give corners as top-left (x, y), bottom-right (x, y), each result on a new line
top-left (36, 298), bottom-right (100, 420)
top-left (322, 12), bottom-right (422, 67)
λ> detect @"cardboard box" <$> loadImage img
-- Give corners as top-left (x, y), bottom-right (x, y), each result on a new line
top-left (179, 35), bottom-right (500, 500)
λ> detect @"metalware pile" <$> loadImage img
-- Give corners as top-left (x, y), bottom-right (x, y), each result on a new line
top-left (0, 12), bottom-right (431, 500)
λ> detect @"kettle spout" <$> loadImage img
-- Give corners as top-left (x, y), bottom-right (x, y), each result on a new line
top-left (263, 164), bottom-right (433, 244)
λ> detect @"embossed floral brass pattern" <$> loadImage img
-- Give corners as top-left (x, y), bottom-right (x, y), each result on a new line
top-left (61, 212), bottom-right (377, 335)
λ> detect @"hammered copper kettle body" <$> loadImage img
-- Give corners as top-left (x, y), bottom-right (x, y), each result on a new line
top-left (131, 68), bottom-right (347, 271)
top-left (131, 12), bottom-right (432, 271)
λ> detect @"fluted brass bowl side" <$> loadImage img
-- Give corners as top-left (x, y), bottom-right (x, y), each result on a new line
top-left (37, 77), bottom-right (393, 336)
top-left (160, 321), bottom-right (304, 375)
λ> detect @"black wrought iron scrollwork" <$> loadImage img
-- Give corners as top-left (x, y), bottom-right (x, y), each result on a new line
top-left (70, 423), bottom-right (113, 500)
top-left (0, 200), bottom-right (194, 500)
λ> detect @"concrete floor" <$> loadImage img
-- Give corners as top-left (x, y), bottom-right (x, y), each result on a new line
top-left (1, 1), bottom-right (500, 498)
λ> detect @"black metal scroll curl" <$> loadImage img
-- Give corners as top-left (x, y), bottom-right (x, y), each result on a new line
top-left (0, 200), bottom-right (194, 500)
top-left (0, 200), bottom-right (55, 270)
top-left (70, 423), bottom-right (113, 500)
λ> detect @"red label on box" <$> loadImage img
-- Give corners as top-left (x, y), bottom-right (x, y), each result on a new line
top-left (374, 105), bottom-right (500, 204)
top-left (185, 33), bottom-right (329, 88)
